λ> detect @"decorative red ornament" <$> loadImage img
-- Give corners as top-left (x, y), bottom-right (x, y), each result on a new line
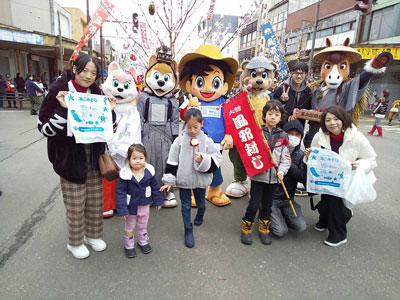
top-left (130, 54), bottom-right (137, 61)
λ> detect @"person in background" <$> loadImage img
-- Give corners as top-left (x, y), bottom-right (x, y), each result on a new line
top-left (14, 73), bottom-right (26, 108)
top-left (0, 75), bottom-right (7, 109)
top-left (388, 98), bottom-right (399, 126)
top-left (367, 89), bottom-right (389, 137)
top-left (38, 54), bottom-right (117, 260)
top-left (41, 72), bottom-right (49, 90)
top-left (25, 74), bottom-right (44, 115)
top-left (5, 74), bottom-right (16, 108)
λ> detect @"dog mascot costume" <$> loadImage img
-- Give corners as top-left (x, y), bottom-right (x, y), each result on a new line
top-left (137, 49), bottom-right (179, 208)
top-left (179, 45), bottom-right (238, 206)
top-left (225, 57), bottom-right (275, 198)
top-left (101, 61), bottom-right (141, 217)
top-left (302, 38), bottom-right (393, 147)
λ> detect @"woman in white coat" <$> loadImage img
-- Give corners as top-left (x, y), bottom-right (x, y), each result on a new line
top-left (308, 105), bottom-right (377, 247)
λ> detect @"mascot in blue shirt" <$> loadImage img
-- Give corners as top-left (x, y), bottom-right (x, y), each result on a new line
top-left (178, 45), bottom-right (238, 206)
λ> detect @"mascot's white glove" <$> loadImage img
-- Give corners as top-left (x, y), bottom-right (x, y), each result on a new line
top-left (221, 134), bottom-right (233, 150)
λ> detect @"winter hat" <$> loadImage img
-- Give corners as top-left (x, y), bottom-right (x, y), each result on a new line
top-left (283, 120), bottom-right (304, 137)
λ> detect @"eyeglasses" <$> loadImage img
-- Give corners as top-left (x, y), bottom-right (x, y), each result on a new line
top-left (293, 72), bottom-right (305, 76)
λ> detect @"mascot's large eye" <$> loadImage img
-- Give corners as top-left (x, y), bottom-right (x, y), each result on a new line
top-left (113, 80), bottom-right (118, 87)
top-left (153, 72), bottom-right (160, 80)
top-left (212, 77), bottom-right (222, 90)
top-left (324, 63), bottom-right (331, 69)
top-left (262, 72), bottom-right (268, 79)
top-left (195, 76), bottom-right (204, 89)
top-left (164, 74), bottom-right (171, 82)
top-left (124, 82), bottom-right (130, 90)
top-left (251, 71), bottom-right (257, 78)
top-left (340, 63), bottom-right (347, 70)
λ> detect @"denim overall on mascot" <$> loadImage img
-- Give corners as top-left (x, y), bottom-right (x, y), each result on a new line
top-left (179, 45), bottom-right (238, 206)
top-left (137, 50), bottom-right (179, 208)
top-left (101, 61), bottom-right (141, 218)
top-left (302, 38), bottom-right (393, 147)
top-left (225, 57), bottom-right (275, 198)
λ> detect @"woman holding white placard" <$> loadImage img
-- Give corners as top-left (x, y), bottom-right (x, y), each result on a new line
top-left (38, 54), bottom-right (116, 259)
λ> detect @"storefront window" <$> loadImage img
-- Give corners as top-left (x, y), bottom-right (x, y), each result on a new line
top-left (369, 6), bottom-right (394, 41)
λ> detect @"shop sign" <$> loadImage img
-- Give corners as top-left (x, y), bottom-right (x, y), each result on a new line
top-left (0, 28), bottom-right (43, 45)
top-left (355, 46), bottom-right (400, 60)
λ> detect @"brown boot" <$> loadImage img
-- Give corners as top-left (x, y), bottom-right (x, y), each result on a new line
top-left (241, 220), bottom-right (254, 245)
top-left (259, 219), bottom-right (272, 245)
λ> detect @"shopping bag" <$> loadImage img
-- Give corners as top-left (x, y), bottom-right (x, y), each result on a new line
top-left (344, 167), bottom-right (376, 205)
top-left (306, 148), bottom-right (352, 198)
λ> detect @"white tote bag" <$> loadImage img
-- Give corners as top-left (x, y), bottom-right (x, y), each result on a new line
top-left (344, 167), bottom-right (376, 205)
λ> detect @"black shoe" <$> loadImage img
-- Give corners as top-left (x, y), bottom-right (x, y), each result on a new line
top-left (137, 243), bottom-right (152, 254)
top-left (30, 111), bottom-right (37, 115)
top-left (125, 247), bottom-right (136, 258)
top-left (313, 222), bottom-right (327, 232)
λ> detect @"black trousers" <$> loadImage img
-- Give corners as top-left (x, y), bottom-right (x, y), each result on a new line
top-left (303, 121), bottom-right (320, 148)
top-left (243, 181), bottom-right (279, 222)
top-left (316, 194), bottom-right (353, 242)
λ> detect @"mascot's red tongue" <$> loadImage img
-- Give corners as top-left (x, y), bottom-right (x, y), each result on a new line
top-left (200, 92), bottom-right (215, 99)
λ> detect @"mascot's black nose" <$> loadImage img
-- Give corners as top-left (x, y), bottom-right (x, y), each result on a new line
top-left (157, 80), bottom-right (165, 87)
top-left (256, 79), bottom-right (263, 85)
top-left (117, 88), bottom-right (124, 92)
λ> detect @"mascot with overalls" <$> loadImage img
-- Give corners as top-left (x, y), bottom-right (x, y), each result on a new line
top-left (102, 61), bottom-right (141, 218)
top-left (302, 38), bottom-right (393, 147)
top-left (179, 45), bottom-right (238, 206)
top-left (137, 47), bottom-right (180, 208)
top-left (225, 57), bottom-right (275, 198)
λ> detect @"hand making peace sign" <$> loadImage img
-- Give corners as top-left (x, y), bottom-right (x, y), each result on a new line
top-left (280, 85), bottom-right (290, 102)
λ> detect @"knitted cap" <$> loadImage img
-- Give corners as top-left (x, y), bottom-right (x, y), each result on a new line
top-left (283, 120), bottom-right (304, 137)
top-left (246, 57), bottom-right (275, 70)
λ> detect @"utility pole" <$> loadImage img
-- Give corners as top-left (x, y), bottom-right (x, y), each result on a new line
top-left (308, 0), bottom-right (321, 71)
top-left (57, 11), bottom-right (64, 73)
top-left (86, 0), bottom-right (93, 56)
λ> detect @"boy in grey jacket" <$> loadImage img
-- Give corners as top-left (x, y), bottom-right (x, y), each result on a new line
top-left (241, 100), bottom-right (290, 245)
top-left (161, 108), bottom-right (222, 248)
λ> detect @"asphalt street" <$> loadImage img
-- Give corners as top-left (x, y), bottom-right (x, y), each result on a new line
top-left (0, 109), bottom-right (399, 300)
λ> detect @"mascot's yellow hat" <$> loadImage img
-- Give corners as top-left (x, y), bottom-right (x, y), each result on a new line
top-left (314, 38), bottom-right (362, 64)
top-left (178, 45), bottom-right (238, 93)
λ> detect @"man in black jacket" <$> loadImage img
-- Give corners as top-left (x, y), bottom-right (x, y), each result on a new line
top-left (270, 120), bottom-right (309, 237)
top-left (274, 62), bottom-right (311, 127)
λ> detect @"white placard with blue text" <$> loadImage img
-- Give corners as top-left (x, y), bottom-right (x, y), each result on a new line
top-left (306, 148), bottom-right (352, 198)
top-left (66, 91), bottom-right (113, 144)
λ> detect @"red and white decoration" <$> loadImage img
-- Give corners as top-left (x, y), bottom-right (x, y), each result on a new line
top-left (224, 91), bottom-right (274, 176)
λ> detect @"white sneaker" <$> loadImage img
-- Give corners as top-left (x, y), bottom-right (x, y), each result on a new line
top-left (324, 238), bottom-right (347, 247)
top-left (67, 244), bottom-right (90, 259)
top-left (84, 237), bottom-right (107, 252)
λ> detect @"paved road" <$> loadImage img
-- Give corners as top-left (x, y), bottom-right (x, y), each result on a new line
top-left (0, 110), bottom-right (399, 300)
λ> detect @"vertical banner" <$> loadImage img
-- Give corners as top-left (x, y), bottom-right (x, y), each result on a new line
top-left (72, 0), bottom-right (115, 60)
top-left (261, 22), bottom-right (289, 80)
top-left (207, 0), bottom-right (216, 21)
top-left (139, 22), bottom-right (150, 50)
top-left (223, 91), bottom-right (274, 176)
